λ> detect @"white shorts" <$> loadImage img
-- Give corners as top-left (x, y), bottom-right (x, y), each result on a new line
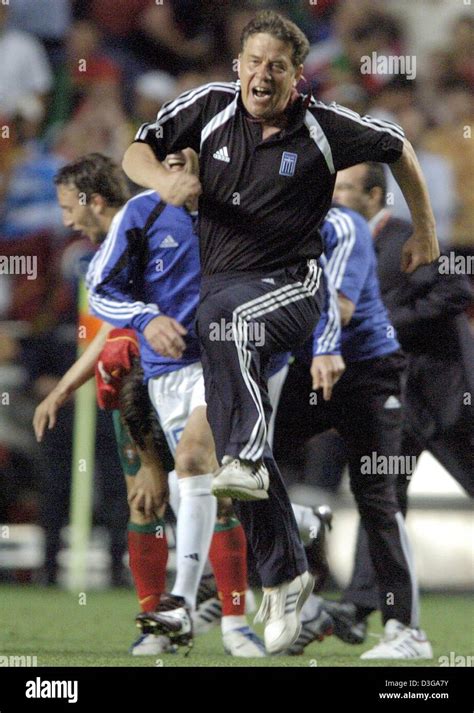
top-left (148, 362), bottom-right (206, 455)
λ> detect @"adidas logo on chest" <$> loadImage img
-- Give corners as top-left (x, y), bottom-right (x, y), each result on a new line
top-left (213, 146), bottom-right (230, 163)
top-left (159, 235), bottom-right (179, 248)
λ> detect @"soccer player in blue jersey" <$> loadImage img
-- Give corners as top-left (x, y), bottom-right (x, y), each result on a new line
top-left (273, 205), bottom-right (433, 659)
top-left (36, 152), bottom-right (266, 658)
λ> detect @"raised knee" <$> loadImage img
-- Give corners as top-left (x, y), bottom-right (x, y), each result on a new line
top-left (175, 442), bottom-right (213, 476)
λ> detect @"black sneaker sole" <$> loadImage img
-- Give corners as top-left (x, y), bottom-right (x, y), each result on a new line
top-left (136, 613), bottom-right (193, 648)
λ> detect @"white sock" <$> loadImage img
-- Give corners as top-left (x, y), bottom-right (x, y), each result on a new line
top-left (167, 469), bottom-right (180, 518)
top-left (292, 503), bottom-right (321, 541)
top-left (168, 471), bottom-right (214, 579)
top-left (171, 474), bottom-right (217, 610)
top-left (221, 615), bottom-right (247, 634)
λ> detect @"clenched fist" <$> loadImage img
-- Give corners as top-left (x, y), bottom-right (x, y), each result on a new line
top-left (401, 230), bottom-right (440, 273)
top-left (160, 172), bottom-right (202, 207)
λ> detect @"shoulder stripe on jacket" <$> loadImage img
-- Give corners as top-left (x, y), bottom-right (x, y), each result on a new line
top-left (142, 82), bottom-right (238, 137)
top-left (201, 95), bottom-right (239, 147)
top-left (310, 99), bottom-right (405, 142)
top-left (304, 110), bottom-right (335, 174)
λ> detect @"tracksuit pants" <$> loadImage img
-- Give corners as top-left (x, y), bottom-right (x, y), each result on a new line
top-left (195, 260), bottom-right (322, 587)
top-left (344, 416), bottom-right (474, 617)
top-left (274, 351), bottom-right (419, 627)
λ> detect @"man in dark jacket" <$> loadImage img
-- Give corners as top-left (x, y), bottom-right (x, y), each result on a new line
top-left (323, 162), bottom-right (473, 643)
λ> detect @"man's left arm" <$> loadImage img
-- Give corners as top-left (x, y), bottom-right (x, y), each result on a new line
top-left (390, 140), bottom-right (440, 273)
top-left (390, 266), bottom-right (473, 334)
top-left (314, 104), bottom-right (440, 271)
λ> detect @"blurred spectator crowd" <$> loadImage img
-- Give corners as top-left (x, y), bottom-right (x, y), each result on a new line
top-left (0, 0), bottom-right (472, 582)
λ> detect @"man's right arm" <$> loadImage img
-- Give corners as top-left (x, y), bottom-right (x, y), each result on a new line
top-left (122, 84), bottom-right (209, 204)
top-left (33, 322), bottom-right (112, 442)
top-left (122, 142), bottom-right (201, 206)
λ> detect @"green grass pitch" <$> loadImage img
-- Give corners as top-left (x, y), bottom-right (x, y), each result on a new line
top-left (0, 586), bottom-right (472, 667)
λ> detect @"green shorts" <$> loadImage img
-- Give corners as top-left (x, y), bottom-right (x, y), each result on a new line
top-left (112, 409), bottom-right (141, 477)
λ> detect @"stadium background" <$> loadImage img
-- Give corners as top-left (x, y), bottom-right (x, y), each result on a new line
top-left (0, 0), bottom-right (472, 666)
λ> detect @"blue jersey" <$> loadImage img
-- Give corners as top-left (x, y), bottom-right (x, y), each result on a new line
top-left (315, 205), bottom-right (399, 362)
top-left (267, 257), bottom-right (342, 377)
top-left (86, 190), bottom-right (201, 380)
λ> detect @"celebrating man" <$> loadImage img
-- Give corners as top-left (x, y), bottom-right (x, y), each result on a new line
top-left (122, 10), bottom-right (439, 653)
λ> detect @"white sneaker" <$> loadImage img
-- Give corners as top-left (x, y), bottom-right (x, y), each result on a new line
top-left (360, 619), bottom-right (433, 660)
top-left (129, 633), bottom-right (176, 656)
top-left (211, 457), bottom-right (269, 501)
top-left (223, 626), bottom-right (266, 657)
top-left (254, 571), bottom-right (314, 654)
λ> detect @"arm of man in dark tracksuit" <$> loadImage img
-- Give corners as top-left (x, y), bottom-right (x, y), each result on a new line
top-left (311, 102), bottom-right (405, 171)
top-left (86, 206), bottom-right (160, 333)
top-left (134, 85), bottom-right (211, 158)
top-left (313, 101), bottom-right (439, 270)
top-left (387, 266), bottom-right (473, 339)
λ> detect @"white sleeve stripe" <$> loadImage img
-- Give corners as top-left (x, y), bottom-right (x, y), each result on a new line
top-left (328, 214), bottom-right (355, 288)
top-left (88, 208), bottom-right (127, 290)
top-left (157, 81), bottom-right (237, 124)
top-left (313, 101), bottom-right (405, 141)
top-left (147, 82), bottom-right (238, 132)
top-left (363, 114), bottom-right (405, 136)
top-left (135, 123), bottom-right (150, 141)
top-left (315, 255), bottom-right (341, 353)
top-left (91, 293), bottom-right (157, 313)
top-left (89, 293), bottom-right (159, 320)
top-left (201, 96), bottom-right (238, 146)
top-left (304, 110), bottom-right (335, 174)
top-left (324, 271), bottom-right (342, 352)
top-left (153, 87), bottom-right (231, 130)
top-left (325, 209), bottom-right (357, 289)
top-left (362, 114), bottom-right (405, 136)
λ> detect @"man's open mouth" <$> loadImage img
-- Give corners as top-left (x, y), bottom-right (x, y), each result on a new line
top-left (252, 86), bottom-right (273, 99)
